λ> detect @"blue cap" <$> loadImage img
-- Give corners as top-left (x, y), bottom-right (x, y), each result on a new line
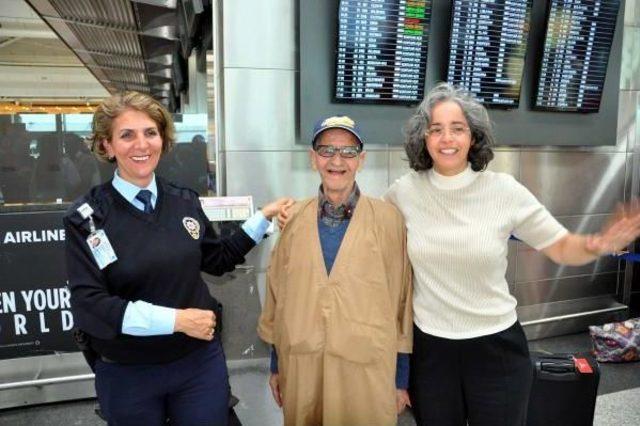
top-left (312, 115), bottom-right (364, 147)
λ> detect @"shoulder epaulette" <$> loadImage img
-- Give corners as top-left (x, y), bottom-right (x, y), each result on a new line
top-left (158, 176), bottom-right (199, 201)
top-left (64, 182), bottom-right (113, 228)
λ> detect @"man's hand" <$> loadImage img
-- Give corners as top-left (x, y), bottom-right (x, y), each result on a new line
top-left (396, 389), bottom-right (411, 414)
top-left (174, 308), bottom-right (216, 341)
top-left (261, 198), bottom-right (295, 220)
top-left (269, 373), bottom-right (283, 407)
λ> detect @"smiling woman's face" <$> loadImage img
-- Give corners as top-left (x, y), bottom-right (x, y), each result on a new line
top-left (425, 100), bottom-right (473, 176)
top-left (103, 108), bottom-right (163, 187)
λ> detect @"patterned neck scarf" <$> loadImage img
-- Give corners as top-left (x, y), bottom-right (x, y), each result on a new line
top-left (317, 182), bottom-right (360, 227)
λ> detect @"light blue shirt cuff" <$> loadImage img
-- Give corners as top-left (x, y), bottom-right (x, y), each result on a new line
top-left (121, 300), bottom-right (176, 336)
top-left (241, 210), bottom-right (270, 244)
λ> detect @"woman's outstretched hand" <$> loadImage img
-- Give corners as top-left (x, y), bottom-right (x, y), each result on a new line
top-left (586, 200), bottom-right (640, 256)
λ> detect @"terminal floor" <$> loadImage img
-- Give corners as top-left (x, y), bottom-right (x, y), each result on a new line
top-left (0, 332), bottom-right (638, 426)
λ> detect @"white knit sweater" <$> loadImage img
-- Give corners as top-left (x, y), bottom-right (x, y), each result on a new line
top-left (384, 165), bottom-right (568, 339)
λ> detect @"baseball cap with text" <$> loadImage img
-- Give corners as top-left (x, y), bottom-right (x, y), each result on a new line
top-left (312, 115), bottom-right (364, 147)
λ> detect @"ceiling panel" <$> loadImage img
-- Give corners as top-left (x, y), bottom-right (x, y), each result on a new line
top-left (16, 0), bottom-right (211, 111)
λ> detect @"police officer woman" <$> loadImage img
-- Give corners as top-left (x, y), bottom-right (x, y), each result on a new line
top-left (64, 91), bottom-right (292, 425)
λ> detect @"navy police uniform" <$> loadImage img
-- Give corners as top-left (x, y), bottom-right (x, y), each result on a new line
top-left (64, 177), bottom-right (255, 425)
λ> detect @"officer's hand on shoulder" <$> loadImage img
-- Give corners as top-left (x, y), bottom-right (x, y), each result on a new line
top-left (261, 197), bottom-right (295, 220)
top-left (276, 200), bottom-right (297, 230)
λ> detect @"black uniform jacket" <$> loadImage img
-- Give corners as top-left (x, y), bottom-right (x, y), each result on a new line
top-left (63, 177), bottom-right (255, 364)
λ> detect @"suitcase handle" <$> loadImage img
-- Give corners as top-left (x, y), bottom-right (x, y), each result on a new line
top-left (540, 361), bottom-right (574, 373)
top-left (536, 360), bottom-right (577, 381)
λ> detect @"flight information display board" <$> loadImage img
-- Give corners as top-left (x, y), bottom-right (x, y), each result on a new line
top-left (447, 0), bottom-right (533, 108)
top-left (534, 0), bottom-right (621, 113)
top-left (334, 0), bottom-right (432, 104)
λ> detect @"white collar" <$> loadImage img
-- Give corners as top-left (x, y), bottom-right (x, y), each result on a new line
top-left (427, 163), bottom-right (478, 190)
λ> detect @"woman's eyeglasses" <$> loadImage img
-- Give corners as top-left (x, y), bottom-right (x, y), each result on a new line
top-left (315, 144), bottom-right (362, 158)
top-left (426, 125), bottom-right (469, 139)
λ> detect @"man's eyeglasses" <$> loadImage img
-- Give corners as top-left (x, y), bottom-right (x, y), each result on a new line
top-left (315, 144), bottom-right (362, 158)
top-left (426, 125), bottom-right (469, 139)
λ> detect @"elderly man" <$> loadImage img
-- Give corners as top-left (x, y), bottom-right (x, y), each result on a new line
top-left (258, 116), bottom-right (413, 425)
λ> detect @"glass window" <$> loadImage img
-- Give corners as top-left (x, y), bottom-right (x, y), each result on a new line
top-left (157, 113), bottom-right (211, 195)
top-left (0, 112), bottom-right (212, 211)
top-left (62, 114), bottom-right (93, 136)
top-left (174, 113), bottom-right (208, 142)
top-left (19, 114), bottom-right (56, 132)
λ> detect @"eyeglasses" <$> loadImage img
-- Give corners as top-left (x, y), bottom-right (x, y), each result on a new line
top-left (315, 144), bottom-right (362, 158)
top-left (426, 125), bottom-right (470, 139)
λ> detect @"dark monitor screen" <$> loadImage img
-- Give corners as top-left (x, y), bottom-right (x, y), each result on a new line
top-left (334, 0), bottom-right (432, 104)
top-left (534, 0), bottom-right (621, 113)
top-left (446, 0), bottom-right (533, 109)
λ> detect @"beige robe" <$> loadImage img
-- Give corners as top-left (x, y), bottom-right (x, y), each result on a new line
top-left (258, 195), bottom-right (413, 426)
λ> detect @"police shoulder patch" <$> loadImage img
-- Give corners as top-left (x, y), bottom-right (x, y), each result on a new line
top-left (182, 217), bottom-right (200, 239)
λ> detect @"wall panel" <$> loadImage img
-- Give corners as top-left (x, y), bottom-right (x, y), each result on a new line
top-left (513, 273), bottom-right (619, 306)
top-left (223, 68), bottom-right (297, 151)
top-left (223, 0), bottom-right (296, 70)
top-left (620, 25), bottom-right (640, 90)
top-left (625, 0), bottom-right (640, 26)
top-left (520, 152), bottom-right (626, 216)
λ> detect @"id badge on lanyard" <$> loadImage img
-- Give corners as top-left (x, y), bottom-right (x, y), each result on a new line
top-left (78, 203), bottom-right (117, 270)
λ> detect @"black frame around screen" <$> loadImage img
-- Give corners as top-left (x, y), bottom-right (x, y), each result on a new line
top-left (299, 0), bottom-right (623, 146)
top-left (532, 0), bottom-right (621, 113)
top-left (332, 0), bottom-right (433, 106)
top-left (445, 0), bottom-right (534, 110)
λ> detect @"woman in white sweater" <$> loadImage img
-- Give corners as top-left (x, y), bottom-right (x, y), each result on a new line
top-left (383, 83), bottom-right (640, 426)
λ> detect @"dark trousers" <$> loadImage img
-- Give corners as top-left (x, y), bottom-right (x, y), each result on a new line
top-left (95, 338), bottom-right (229, 426)
top-left (410, 321), bottom-right (533, 426)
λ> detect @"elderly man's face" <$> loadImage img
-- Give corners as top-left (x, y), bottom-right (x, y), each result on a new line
top-left (310, 128), bottom-right (365, 204)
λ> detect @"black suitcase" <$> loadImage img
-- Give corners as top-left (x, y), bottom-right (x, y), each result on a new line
top-left (527, 352), bottom-right (600, 426)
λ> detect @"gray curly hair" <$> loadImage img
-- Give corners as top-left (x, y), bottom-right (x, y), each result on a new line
top-left (404, 82), bottom-right (495, 172)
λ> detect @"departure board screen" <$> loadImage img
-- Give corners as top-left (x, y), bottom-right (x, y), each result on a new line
top-left (534, 0), bottom-right (621, 113)
top-left (334, 0), bottom-right (432, 104)
top-left (447, 0), bottom-right (532, 108)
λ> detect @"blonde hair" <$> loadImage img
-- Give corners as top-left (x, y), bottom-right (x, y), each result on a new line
top-left (88, 91), bottom-right (176, 162)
